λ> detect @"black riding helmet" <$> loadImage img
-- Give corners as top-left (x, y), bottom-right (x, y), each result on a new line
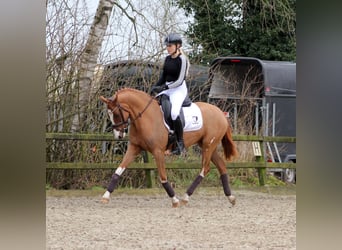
top-left (164, 33), bottom-right (182, 46)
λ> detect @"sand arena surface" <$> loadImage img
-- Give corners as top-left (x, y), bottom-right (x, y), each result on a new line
top-left (46, 188), bottom-right (296, 250)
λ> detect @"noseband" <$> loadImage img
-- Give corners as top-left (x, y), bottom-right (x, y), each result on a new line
top-left (108, 103), bottom-right (130, 130)
top-left (108, 96), bottom-right (155, 130)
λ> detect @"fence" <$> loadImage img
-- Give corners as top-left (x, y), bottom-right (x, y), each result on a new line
top-left (46, 133), bottom-right (296, 186)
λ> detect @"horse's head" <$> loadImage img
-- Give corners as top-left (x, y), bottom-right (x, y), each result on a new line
top-left (100, 94), bottom-right (129, 139)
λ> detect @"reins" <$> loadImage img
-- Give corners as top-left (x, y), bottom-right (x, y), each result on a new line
top-left (110, 95), bottom-right (155, 129)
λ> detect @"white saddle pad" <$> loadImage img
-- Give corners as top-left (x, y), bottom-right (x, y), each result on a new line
top-left (162, 103), bottom-right (203, 132)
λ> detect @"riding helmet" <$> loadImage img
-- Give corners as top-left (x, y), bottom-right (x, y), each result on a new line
top-left (164, 33), bottom-right (182, 46)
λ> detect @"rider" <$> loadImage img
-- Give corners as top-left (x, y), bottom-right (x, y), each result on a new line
top-left (151, 33), bottom-right (190, 155)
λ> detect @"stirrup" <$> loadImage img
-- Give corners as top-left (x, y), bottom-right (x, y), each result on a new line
top-left (171, 142), bottom-right (185, 155)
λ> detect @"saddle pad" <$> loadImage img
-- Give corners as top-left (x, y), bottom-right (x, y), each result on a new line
top-left (162, 103), bottom-right (203, 132)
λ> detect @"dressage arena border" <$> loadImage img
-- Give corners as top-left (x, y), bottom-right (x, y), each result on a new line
top-left (46, 187), bottom-right (296, 250)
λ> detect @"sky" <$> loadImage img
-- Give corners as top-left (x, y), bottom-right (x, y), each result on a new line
top-left (83, 0), bottom-right (191, 64)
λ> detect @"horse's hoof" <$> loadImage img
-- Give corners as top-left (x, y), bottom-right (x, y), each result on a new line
top-left (172, 201), bottom-right (180, 208)
top-left (180, 193), bottom-right (189, 206)
top-left (228, 195), bottom-right (236, 206)
top-left (101, 198), bottom-right (109, 204)
top-left (172, 196), bottom-right (180, 208)
top-left (180, 199), bottom-right (188, 206)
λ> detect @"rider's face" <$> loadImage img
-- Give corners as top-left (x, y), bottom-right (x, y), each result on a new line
top-left (166, 43), bottom-right (177, 54)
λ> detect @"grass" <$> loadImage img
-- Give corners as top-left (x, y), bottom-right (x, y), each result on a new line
top-left (46, 168), bottom-right (296, 197)
top-left (46, 148), bottom-right (295, 195)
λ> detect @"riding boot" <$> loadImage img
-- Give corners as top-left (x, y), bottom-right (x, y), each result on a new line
top-left (171, 116), bottom-right (185, 155)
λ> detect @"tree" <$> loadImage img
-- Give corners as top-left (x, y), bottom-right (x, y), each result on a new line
top-left (173, 0), bottom-right (296, 63)
top-left (174, 0), bottom-right (239, 64)
top-left (71, 0), bottom-right (116, 132)
top-left (234, 0), bottom-right (296, 61)
top-left (46, 0), bottom-right (90, 133)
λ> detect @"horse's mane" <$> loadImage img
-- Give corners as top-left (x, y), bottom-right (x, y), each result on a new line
top-left (111, 87), bottom-right (155, 107)
top-left (116, 87), bottom-right (150, 98)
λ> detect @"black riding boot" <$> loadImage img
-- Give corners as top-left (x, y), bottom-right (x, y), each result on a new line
top-left (172, 116), bottom-right (185, 155)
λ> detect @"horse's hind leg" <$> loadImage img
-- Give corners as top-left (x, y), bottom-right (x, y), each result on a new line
top-left (181, 168), bottom-right (206, 205)
top-left (181, 142), bottom-right (214, 205)
top-left (211, 149), bottom-right (236, 206)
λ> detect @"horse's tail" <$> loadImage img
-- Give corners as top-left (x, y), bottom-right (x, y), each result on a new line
top-left (221, 121), bottom-right (238, 161)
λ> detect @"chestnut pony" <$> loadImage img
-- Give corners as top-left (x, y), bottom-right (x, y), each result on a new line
top-left (100, 88), bottom-right (238, 207)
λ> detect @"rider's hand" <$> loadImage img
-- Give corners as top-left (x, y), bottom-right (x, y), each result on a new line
top-left (151, 84), bottom-right (168, 94)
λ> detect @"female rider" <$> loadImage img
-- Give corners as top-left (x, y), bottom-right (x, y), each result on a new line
top-left (151, 33), bottom-right (189, 155)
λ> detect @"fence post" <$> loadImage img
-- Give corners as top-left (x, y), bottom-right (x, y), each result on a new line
top-left (142, 151), bottom-right (154, 188)
top-left (254, 141), bottom-right (266, 186)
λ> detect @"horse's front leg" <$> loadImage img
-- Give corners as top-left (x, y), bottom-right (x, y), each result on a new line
top-left (153, 149), bottom-right (180, 208)
top-left (101, 143), bottom-right (141, 203)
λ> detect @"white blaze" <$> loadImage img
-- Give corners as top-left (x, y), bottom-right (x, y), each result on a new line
top-left (107, 109), bottom-right (125, 139)
top-left (107, 110), bottom-right (114, 125)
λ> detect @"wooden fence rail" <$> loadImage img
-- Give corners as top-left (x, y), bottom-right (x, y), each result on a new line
top-left (46, 133), bottom-right (296, 186)
top-left (46, 133), bottom-right (296, 143)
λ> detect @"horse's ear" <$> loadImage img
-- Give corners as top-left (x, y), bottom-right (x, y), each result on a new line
top-left (99, 96), bottom-right (109, 104)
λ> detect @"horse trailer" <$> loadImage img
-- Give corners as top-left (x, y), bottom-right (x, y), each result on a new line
top-left (207, 56), bottom-right (296, 183)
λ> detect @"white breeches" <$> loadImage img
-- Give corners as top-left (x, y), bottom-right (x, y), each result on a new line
top-left (158, 80), bottom-right (188, 120)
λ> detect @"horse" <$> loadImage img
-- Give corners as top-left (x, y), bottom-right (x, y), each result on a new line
top-left (99, 87), bottom-right (238, 207)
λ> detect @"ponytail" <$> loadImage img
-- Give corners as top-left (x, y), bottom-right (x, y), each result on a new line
top-left (179, 47), bottom-right (190, 77)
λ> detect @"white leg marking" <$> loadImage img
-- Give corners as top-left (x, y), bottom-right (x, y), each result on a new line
top-left (200, 168), bottom-right (205, 177)
top-left (115, 166), bottom-right (125, 176)
top-left (102, 190), bottom-right (110, 200)
top-left (182, 193), bottom-right (189, 202)
top-left (228, 195), bottom-right (236, 206)
top-left (172, 196), bottom-right (180, 204)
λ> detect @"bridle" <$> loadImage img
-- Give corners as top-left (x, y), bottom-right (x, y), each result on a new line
top-left (108, 96), bottom-right (155, 130)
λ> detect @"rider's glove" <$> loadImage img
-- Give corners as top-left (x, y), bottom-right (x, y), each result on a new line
top-left (151, 84), bottom-right (168, 94)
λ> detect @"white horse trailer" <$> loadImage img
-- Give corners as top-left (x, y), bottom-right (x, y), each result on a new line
top-left (207, 57), bottom-right (296, 183)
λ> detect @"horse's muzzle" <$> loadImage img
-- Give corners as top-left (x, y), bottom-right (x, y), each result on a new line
top-left (112, 125), bottom-right (128, 139)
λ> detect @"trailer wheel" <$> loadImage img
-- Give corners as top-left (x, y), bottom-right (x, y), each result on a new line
top-left (283, 167), bottom-right (296, 183)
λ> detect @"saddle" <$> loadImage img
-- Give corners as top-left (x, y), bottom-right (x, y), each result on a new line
top-left (158, 94), bottom-right (192, 130)
top-left (157, 94), bottom-right (192, 149)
